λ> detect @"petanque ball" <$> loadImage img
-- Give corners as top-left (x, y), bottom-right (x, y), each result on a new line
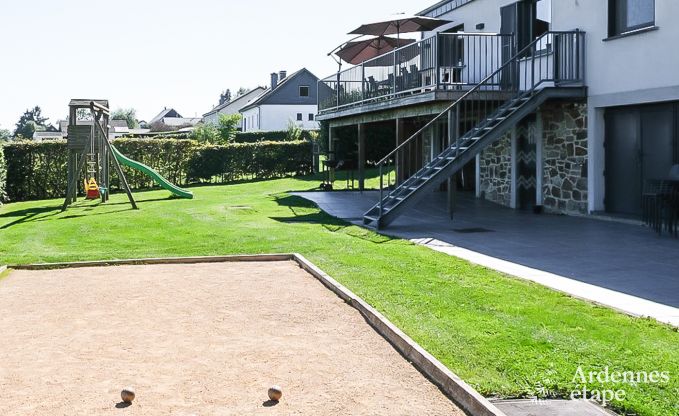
top-left (121, 387), bottom-right (135, 403)
top-left (268, 385), bottom-right (282, 401)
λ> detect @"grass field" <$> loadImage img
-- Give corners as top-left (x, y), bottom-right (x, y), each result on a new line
top-left (1, 174), bottom-right (677, 416)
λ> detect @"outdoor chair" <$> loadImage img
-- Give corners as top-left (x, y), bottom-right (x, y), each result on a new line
top-left (367, 76), bottom-right (377, 99)
top-left (642, 179), bottom-right (668, 233)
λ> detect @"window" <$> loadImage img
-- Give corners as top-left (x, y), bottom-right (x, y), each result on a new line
top-left (308, 113), bottom-right (314, 121)
top-left (299, 86), bottom-right (309, 97)
top-left (609, 0), bottom-right (655, 37)
top-left (296, 113), bottom-right (303, 121)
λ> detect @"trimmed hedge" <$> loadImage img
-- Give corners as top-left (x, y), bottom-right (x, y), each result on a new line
top-left (0, 144), bottom-right (6, 203)
top-left (188, 141), bottom-right (312, 182)
top-left (2, 138), bottom-right (313, 202)
top-left (3, 140), bottom-right (69, 202)
top-left (234, 130), bottom-right (315, 143)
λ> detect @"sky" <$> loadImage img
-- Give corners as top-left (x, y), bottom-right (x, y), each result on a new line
top-left (0, 0), bottom-right (429, 131)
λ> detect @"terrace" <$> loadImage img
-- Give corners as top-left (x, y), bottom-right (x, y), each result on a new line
top-left (317, 31), bottom-right (585, 119)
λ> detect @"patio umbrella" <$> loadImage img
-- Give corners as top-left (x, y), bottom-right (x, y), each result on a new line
top-left (348, 15), bottom-right (451, 41)
top-left (335, 36), bottom-right (416, 65)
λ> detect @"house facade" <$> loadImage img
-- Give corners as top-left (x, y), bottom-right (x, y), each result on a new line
top-left (240, 69), bottom-right (320, 132)
top-left (202, 87), bottom-right (266, 127)
top-left (318, 0), bottom-right (679, 228)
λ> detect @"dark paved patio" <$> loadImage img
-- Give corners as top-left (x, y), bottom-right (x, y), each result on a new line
top-left (295, 191), bottom-right (679, 312)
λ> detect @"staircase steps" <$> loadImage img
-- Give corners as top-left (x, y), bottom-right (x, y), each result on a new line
top-left (363, 89), bottom-right (557, 228)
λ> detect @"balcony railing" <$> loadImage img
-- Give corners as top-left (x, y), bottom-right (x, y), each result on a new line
top-left (318, 32), bottom-right (515, 113)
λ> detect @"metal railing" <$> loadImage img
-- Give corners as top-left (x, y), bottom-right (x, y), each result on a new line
top-left (318, 32), bottom-right (514, 113)
top-left (372, 31), bottom-right (585, 219)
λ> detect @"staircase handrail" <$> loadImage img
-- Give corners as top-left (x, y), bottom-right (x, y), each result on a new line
top-left (375, 30), bottom-right (583, 167)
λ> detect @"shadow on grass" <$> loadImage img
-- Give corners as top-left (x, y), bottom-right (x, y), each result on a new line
top-left (0, 195), bottom-right (173, 229)
top-left (0, 205), bottom-right (62, 230)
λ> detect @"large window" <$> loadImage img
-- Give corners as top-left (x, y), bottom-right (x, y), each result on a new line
top-left (609, 0), bottom-right (655, 37)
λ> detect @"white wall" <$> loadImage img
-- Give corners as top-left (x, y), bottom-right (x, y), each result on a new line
top-left (552, 0), bottom-right (679, 212)
top-left (422, 0), bottom-right (518, 36)
top-left (241, 107), bottom-right (260, 132)
top-left (242, 105), bottom-right (319, 132)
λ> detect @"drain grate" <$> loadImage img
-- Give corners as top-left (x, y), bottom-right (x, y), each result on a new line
top-left (452, 227), bottom-right (494, 234)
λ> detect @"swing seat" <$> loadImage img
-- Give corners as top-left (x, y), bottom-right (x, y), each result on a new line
top-left (84, 178), bottom-right (101, 200)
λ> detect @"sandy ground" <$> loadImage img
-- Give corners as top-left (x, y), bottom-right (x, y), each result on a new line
top-left (0, 261), bottom-right (463, 415)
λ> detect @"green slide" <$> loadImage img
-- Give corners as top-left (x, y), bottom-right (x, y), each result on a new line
top-left (110, 144), bottom-right (194, 199)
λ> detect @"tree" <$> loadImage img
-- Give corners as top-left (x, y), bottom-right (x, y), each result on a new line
top-left (219, 89), bottom-right (232, 105)
top-left (236, 87), bottom-right (250, 97)
top-left (190, 122), bottom-right (219, 143)
top-left (217, 114), bottom-right (241, 143)
top-left (112, 108), bottom-right (139, 128)
top-left (14, 106), bottom-right (49, 138)
top-left (0, 128), bottom-right (12, 142)
top-left (286, 119), bottom-right (303, 141)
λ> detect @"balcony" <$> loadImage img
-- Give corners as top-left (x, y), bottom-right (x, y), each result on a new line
top-left (318, 31), bottom-right (585, 117)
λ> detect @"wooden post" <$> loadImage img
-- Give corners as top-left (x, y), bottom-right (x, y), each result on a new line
top-left (62, 141), bottom-right (91, 211)
top-left (94, 120), bottom-right (138, 210)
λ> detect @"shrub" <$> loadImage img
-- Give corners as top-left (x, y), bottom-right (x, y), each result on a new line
top-left (3, 140), bottom-right (69, 202)
top-left (190, 123), bottom-right (219, 144)
top-left (0, 144), bottom-right (6, 203)
top-left (217, 114), bottom-right (241, 143)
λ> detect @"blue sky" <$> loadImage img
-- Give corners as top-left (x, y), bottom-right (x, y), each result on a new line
top-left (0, 0), bottom-right (427, 130)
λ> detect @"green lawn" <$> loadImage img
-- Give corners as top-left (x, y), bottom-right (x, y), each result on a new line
top-left (1, 175), bottom-right (677, 416)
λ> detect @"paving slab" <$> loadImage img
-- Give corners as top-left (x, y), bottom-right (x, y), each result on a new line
top-left (493, 399), bottom-right (616, 416)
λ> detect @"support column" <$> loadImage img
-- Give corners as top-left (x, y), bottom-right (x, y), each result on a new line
top-left (535, 111), bottom-right (544, 206)
top-left (475, 153), bottom-right (481, 198)
top-left (396, 118), bottom-right (405, 184)
top-left (510, 126), bottom-right (518, 209)
top-left (357, 123), bottom-right (366, 192)
top-left (328, 123), bottom-right (335, 183)
top-left (447, 109), bottom-right (459, 219)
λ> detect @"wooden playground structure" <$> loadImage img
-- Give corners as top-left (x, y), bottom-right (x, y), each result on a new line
top-left (62, 99), bottom-right (193, 211)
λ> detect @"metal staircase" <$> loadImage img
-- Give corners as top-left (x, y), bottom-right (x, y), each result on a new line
top-left (363, 31), bottom-right (585, 229)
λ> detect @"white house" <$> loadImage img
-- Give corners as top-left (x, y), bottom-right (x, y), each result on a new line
top-left (240, 69), bottom-right (320, 132)
top-left (202, 87), bottom-right (266, 127)
top-left (317, 0), bottom-right (679, 227)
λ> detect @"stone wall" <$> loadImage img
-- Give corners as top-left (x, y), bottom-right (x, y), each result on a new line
top-left (479, 131), bottom-right (512, 207)
top-left (540, 101), bottom-right (588, 214)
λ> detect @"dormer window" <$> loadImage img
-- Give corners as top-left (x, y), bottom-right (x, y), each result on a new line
top-left (299, 86), bottom-right (310, 97)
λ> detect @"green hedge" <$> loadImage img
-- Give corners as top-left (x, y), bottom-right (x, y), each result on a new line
top-left (188, 141), bottom-right (312, 182)
top-left (234, 130), bottom-right (315, 143)
top-left (3, 140), bottom-right (70, 202)
top-left (0, 144), bottom-right (6, 203)
top-left (2, 138), bottom-right (313, 202)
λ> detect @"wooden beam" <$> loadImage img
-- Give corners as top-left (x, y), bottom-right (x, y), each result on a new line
top-left (89, 101), bottom-right (110, 116)
top-left (94, 121), bottom-right (138, 209)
